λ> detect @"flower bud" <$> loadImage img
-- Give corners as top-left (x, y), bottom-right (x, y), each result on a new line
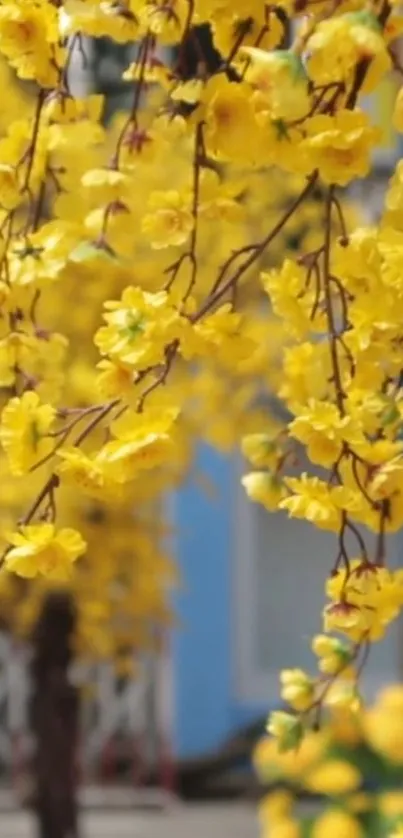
top-left (280, 668), bottom-right (314, 712)
top-left (267, 710), bottom-right (304, 752)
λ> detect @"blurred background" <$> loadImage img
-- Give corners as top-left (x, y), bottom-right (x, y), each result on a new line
top-left (0, 20), bottom-right (402, 838)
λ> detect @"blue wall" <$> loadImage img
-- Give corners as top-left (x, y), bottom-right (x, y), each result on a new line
top-left (172, 444), bottom-right (233, 758)
top-left (171, 444), bottom-right (270, 759)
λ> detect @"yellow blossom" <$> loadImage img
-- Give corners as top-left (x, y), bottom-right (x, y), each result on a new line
top-left (142, 190), bottom-right (194, 249)
top-left (311, 809), bottom-right (363, 838)
top-left (0, 391), bottom-right (55, 476)
top-left (312, 634), bottom-right (354, 675)
top-left (242, 48), bottom-right (312, 122)
top-left (306, 13), bottom-right (390, 93)
top-left (199, 75), bottom-right (260, 163)
top-left (304, 760), bottom-right (361, 795)
top-left (280, 668), bottom-right (314, 712)
top-left (280, 474), bottom-right (342, 531)
top-left (242, 471), bottom-right (287, 511)
top-left (96, 408), bottom-right (178, 483)
top-left (5, 524), bottom-right (86, 580)
top-left (241, 431), bottom-right (284, 470)
top-left (289, 399), bottom-right (364, 467)
top-left (267, 711), bottom-right (304, 752)
top-left (258, 791), bottom-right (294, 827)
top-left (303, 111), bottom-right (381, 186)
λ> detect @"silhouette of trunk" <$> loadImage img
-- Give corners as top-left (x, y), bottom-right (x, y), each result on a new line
top-left (29, 591), bottom-right (80, 838)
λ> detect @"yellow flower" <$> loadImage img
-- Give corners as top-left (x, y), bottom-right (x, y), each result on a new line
top-left (376, 685), bottom-right (403, 709)
top-left (379, 792), bottom-right (403, 817)
top-left (136, 0), bottom-right (189, 43)
top-left (364, 687), bottom-right (403, 763)
top-left (327, 560), bottom-right (403, 611)
top-left (57, 447), bottom-right (121, 500)
top-left (95, 286), bottom-right (182, 369)
top-left (142, 190), bottom-right (194, 249)
top-left (0, 391), bottom-right (55, 476)
top-left (331, 226), bottom-right (381, 295)
top-left (324, 560), bottom-right (403, 640)
top-left (96, 359), bottom-right (134, 400)
top-left (328, 708), bottom-right (362, 746)
top-left (242, 471), bottom-right (286, 511)
top-left (211, 4), bottom-right (284, 57)
top-left (96, 407), bottom-right (178, 483)
top-left (323, 680), bottom-right (362, 714)
top-left (262, 260), bottom-right (325, 338)
top-left (200, 75), bottom-right (259, 163)
top-left (312, 809), bottom-right (363, 838)
top-left (5, 524), bottom-right (86, 580)
top-left (43, 93), bottom-right (104, 126)
top-left (81, 167), bottom-right (129, 203)
top-left (186, 306), bottom-right (256, 367)
top-left (8, 224), bottom-right (72, 288)
top-left (270, 819), bottom-right (301, 838)
top-left (307, 14), bottom-right (390, 93)
top-left (280, 474), bottom-right (342, 531)
top-left (312, 634), bottom-right (353, 675)
top-left (0, 2), bottom-right (58, 82)
top-left (60, 0), bottom-right (139, 42)
top-left (258, 791), bottom-right (294, 827)
top-left (289, 400), bottom-right (364, 468)
top-left (170, 80), bottom-right (204, 106)
top-left (254, 729), bottom-right (324, 782)
top-left (242, 48), bottom-right (312, 122)
top-left (303, 110), bottom-right (381, 186)
top-left (267, 711), bottom-right (303, 752)
top-left (0, 163), bottom-right (21, 210)
top-left (280, 668), bottom-right (314, 712)
top-left (241, 431), bottom-right (284, 469)
top-left (280, 342), bottom-right (331, 407)
top-left (323, 599), bottom-right (383, 641)
top-left (304, 760), bottom-right (361, 795)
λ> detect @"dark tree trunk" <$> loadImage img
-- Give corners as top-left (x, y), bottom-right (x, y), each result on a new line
top-left (29, 591), bottom-right (80, 838)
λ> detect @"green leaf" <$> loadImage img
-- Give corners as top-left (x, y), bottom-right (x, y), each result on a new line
top-left (267, 711), bottom-right (304, 753)
top-left (358, 807), bottom-right (382, 838)
top-left (279, 720), bottom-right (304, 753)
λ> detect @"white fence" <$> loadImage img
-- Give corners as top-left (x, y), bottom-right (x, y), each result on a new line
top-left (0, 634), bottom-right (172, 784)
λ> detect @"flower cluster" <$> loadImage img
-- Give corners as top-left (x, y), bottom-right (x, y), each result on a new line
top-left (0, 0), bottom-right (399, 675)
top-left (255, 685), bottom-right (403, 838)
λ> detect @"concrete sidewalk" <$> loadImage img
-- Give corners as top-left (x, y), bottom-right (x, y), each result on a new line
top-left (0, 803), bottom-right (258, 838)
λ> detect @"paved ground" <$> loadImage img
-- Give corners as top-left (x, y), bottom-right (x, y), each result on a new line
top-left (0, 803), bottom-right (258, 838)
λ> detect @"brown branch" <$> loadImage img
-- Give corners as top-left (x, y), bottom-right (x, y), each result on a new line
top-left (193, 172), bottom-right (318, 323)
top-left (323, 187), bottom-right (345, 414)
top-left (111, 33), bottom-right (153, 169)
top-left (73, 399), bottom-right (120, 447)
top-left (331, 192), bottom-right (349, 244)
top-left (20, 473), bottom-right (60, 528)
top-left (137, 340), bottom-right (179, 413)
top-left (21, 89), bottom-right (46, 192)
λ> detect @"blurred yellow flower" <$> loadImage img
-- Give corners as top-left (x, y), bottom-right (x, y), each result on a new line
top-left (5, 524), bottom-right (86, 580)
top-left (304, 760), bottom-right (361, 795)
